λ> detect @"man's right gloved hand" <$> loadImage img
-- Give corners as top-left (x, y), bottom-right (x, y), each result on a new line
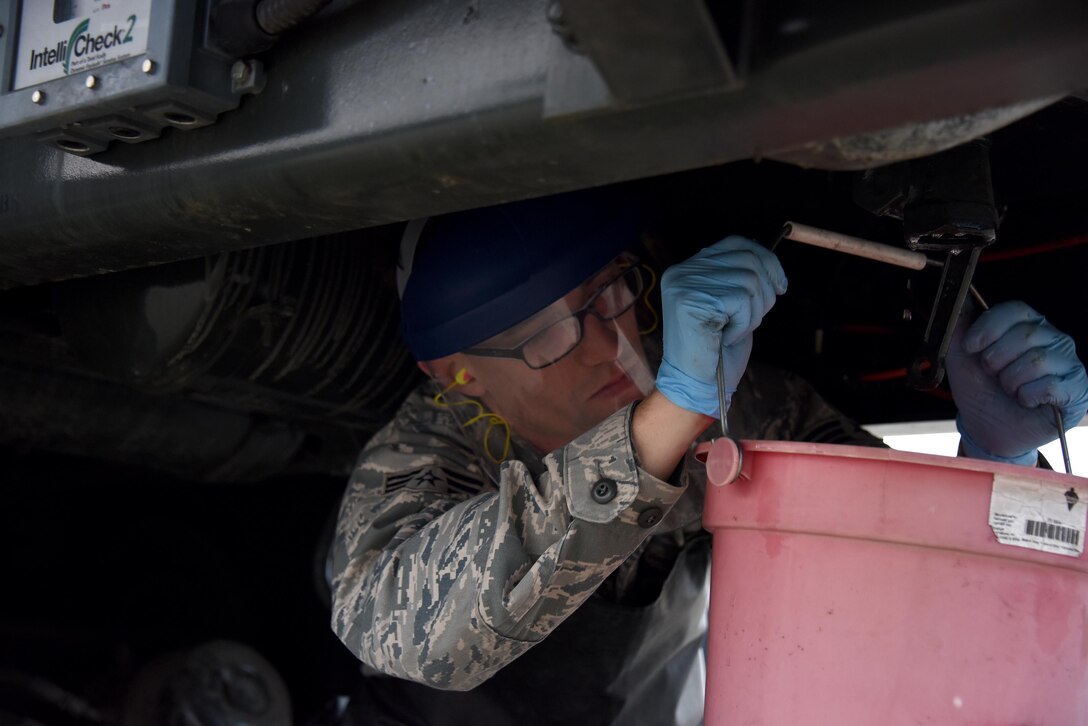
top-left (655, 236), bottom-right (788, 418)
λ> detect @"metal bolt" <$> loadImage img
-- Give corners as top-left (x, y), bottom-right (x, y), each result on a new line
top-left (141, 58), bottom-right (155, 74)
top-left (231, 60), bottom-right (250, 84)
top-left (85, 75), bottom-right (97, 89)
top-left (31, 90), bottom-right (44, 104)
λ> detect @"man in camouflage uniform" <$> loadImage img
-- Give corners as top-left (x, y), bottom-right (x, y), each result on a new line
top-left (330, 191), bottom-right (1088, 725)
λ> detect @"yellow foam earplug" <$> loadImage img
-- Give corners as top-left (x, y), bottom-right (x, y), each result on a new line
top-left (431, 367), bottom-right (510, 463)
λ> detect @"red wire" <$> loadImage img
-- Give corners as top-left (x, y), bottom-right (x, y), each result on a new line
top-left (858, 368), bottom-right (908, 382)
top-left (981, 233), bottom-right (1088, 263)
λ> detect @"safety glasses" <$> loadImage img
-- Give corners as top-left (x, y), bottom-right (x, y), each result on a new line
top-left (463, 266), bottom-right (647, 369)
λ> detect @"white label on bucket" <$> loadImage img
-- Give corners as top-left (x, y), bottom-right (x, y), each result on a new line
top-left (989, 474), bottom-right (1086, 557)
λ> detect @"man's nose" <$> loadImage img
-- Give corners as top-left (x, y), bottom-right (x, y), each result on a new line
top-left (576, 313), bottom-right (620, 365)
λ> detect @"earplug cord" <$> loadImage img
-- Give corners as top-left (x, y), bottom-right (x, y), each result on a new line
top-left (433, 368), bottom-right (512, 463)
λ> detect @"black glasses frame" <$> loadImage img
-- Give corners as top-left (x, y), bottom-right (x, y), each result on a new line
top-left (463, 266), bottom-right (646, 370)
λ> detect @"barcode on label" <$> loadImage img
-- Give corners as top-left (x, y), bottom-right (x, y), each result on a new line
top-left (1025, 520), bottom-right (1081, 546)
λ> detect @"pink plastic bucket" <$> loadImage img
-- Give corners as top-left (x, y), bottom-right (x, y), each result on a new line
top-left (701, 441), bottom-right (1088, 725)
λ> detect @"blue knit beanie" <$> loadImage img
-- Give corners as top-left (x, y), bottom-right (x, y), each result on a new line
top-left (398, 189), bottom-right (641, 361)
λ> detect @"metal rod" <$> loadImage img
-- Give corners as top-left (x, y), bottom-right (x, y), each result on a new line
top-left (968, 285), bottom-right (988, 311)
top-left (1054, 407), bottom-right (1074, 474)
top-left (716, 357), bottom-right (729, 438)
top-left (782, 222), bottom-right (930, 270)
top-left (781, 222), bottom-right (992, 306)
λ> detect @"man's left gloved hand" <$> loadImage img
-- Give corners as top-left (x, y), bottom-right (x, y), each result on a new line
top-left (946, 300), bottom-right (1088, 466)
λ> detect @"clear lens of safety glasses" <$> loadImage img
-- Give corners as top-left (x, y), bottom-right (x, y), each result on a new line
top-left (518, 266), bottom-right (645, 368)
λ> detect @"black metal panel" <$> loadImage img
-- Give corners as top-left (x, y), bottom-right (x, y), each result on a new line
top-left (553, 0), bottom-right (739, 104)
top-left (0, 0), bottom-right (1086, 287)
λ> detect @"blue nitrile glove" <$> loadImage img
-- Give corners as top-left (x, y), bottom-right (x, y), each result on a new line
top-left (946, 300), bottom-right (1088, 465)
top-left (656, 236), bottom-right (788, 417)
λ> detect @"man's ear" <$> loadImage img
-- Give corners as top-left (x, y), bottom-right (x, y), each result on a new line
top-left (419, 355), bottom-right (487, 397)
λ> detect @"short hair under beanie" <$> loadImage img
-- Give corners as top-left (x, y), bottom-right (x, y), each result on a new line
top-left (398, 189), bottom-right (642, 361)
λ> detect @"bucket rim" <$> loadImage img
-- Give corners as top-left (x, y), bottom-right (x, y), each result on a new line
top-left (729, 439), bottom-right (1087, 485)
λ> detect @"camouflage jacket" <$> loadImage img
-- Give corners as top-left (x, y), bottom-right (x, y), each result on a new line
top-left (330, 361), bottom-right (879, 691)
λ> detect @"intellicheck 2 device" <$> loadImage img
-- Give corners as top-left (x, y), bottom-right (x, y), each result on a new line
top-left (0, 0), bottom-right (264, 155)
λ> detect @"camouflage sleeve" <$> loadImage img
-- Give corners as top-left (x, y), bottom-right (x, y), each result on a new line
top-left (330, 392), bottom-right (685, 691)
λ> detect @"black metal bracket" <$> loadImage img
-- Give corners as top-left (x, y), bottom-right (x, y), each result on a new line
top-left (856, 139), bottom-right (998, 390)
top-left (909, 246), bottom-right (981, 390)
